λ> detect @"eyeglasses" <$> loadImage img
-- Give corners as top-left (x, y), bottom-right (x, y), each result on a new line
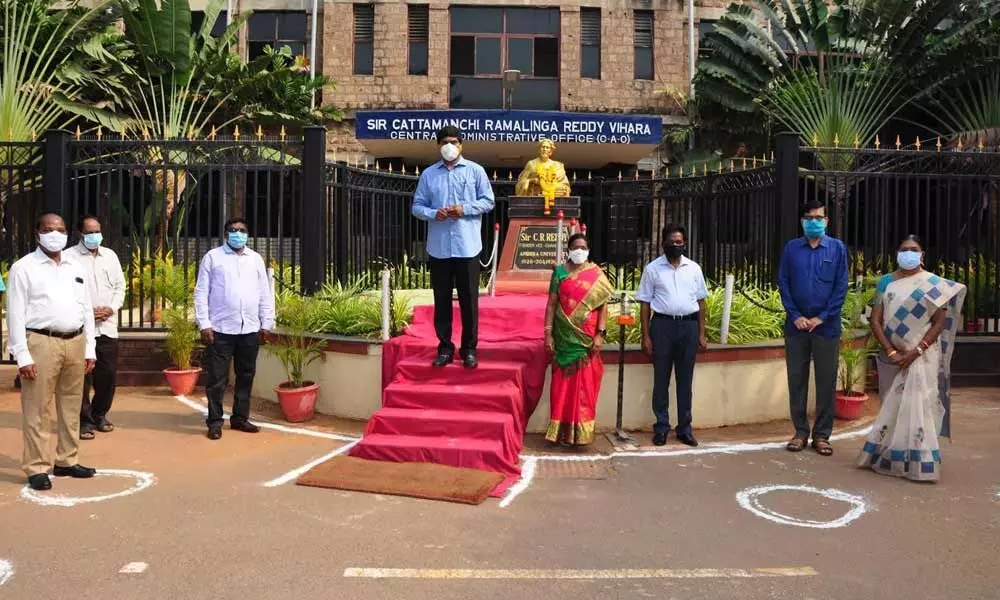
top-left (226, 227), bottom-right (248, 234)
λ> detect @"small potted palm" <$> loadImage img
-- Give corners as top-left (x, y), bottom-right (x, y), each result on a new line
top-left (265, 295), bottom-right (325, 422)
top-left (835, 344), bottom-right (871, 420)
top-left (162, 306), bottom-right (201, 395)
top-left (157, 259), bottom-right (200, 395)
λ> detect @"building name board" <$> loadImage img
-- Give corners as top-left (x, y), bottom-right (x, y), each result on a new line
top-left (356, 110), bottom-right (662, 145)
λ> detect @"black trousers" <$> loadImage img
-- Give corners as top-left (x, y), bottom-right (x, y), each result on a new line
top-left (785, 330), bottom-right (839, 440)
top-left (81, 336), bottom-right (119, 431)
top-left (650, 317), bottom-right (699, 436)
top-left (430, 257), bottom-right (479, 355)
top-left (205, 332), bottom-right (259, 428)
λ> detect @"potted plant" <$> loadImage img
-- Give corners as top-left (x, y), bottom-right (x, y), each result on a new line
top-left (157, 259), bottom-right (200, 394)
top-left (162, 306), bottom-right (201, 395)
top-left (265, 296), bottom-right (325, 422)
top-left (836, 342), bottom-right (872, 420)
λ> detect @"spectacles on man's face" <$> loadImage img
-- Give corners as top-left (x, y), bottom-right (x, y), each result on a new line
top-left (227, 226), bottom-right (248, 234)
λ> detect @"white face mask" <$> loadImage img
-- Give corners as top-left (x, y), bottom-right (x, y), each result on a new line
top-left (38, 231), bottom-right (68, 253)
top-left (568, 248), bottom-right (589, 265)
top-left (440, 142), bottom-right (461, 162)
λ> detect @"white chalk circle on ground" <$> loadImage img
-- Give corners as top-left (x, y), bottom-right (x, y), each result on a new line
top-left (0, 559), bottom-right (13, 586)
top-left (736, 484), bottom-right (868, 529)
top-left (19, 469), bottom-right (156, 507)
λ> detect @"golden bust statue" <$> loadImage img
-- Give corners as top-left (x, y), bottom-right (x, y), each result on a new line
top-left (515, 139), bottom-right (571, 214)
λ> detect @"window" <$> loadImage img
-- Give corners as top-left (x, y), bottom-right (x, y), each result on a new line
top-left (248, 11), bottom-right (307, 60)
top-left (580, 8), bottom-right (600, 79)
top-left (353, 4), bottom-right (375, 75)
top-left (408, 4), bottom-right (429, 75)
top-left (698, 19), bottom-right (716, 45)
top-left (448, 7), bottom-right (560, 110)
top-left (634, 10), bottom-right (653, 80)
top-left (191, 10), bottom-right (227, 37)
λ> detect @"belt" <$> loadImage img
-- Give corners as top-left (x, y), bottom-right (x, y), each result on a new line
top-left (27, 327), bottom-right (83, 339)
top-left (652, 312), bottom-right (699, 321)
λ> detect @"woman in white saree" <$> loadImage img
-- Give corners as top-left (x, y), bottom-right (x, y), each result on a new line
top-left (857, 235), bottom-right (966, 482)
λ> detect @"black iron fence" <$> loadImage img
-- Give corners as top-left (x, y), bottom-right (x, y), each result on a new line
top-left (324, 160), bottom-right (777, 291)
top-left (793, 136), bottom-right (1000, 334)
top-left (1, 127), bottom-right (998, 352)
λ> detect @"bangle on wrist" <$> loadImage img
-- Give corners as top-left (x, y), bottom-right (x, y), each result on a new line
top-left (887, 349), bottom-right (898, 358)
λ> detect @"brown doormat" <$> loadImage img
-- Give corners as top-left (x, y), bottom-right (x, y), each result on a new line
top-left (296, 456), bottom-right (505, 505)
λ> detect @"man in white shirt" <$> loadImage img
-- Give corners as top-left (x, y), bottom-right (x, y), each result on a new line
top-left (72, 216), bottom-right (126, 439)
top-left (194, 217), bottom-right (275, 440)
top-left (636, 224), bottom-right (709, 448)
top-left (6, 213), bottom-right (97, 491)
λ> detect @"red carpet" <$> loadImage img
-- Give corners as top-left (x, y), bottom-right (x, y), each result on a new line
top-left (350, 294), bottom-right (549, 497)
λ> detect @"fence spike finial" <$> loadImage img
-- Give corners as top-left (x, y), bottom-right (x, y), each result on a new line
top-left (811, 132), bottom-right (818, 146)
top-left (875, 135), bottom-right (881, 150)
top-left (279, 125), bottom-right (287, 141)
top-left (187, 126), bottom-right (195, 141)
top-left (957, 138), bottom-right (964, 152)
top-left (978, 136), bottom-right (985, 152)
top-left (256, 125), bottom-right (264, 140)
top-left (75, 126), bottom-right (82, 140)
top-left (572, 171), bottom-right (577, 182)
top-left (895, 135), bottom-right (901, 150)
top-left (31, 130), bottom-right (37, 142)
top-left (415, 166), bottom-right (420, 176)
top-left (634, 170), bottom-right (640, 180)
top-left (742, 157), bottom-right (747, 169)
top-left (729, 159), bottom-right (735, 172)
top-left (752, 156), bottom-right (758, 168)
top-left (936, 137), bottom-right (942, 152)
top-left (142, 127), bottom-right (150, 141)
top-left (915, 136), bottom-right (921, 151)
top-left (833, 133), bottom-right (840, 148)
top-left (717, 162), bottom-right (723, 174)
top-left (388, 163), bottom-right (393, 173)
top-left (507, 171), bottom-right (512, 181)
top-left (588, 171), bottom-right (592, 181)
top-left (209, 126), bottom-right (217, 140)
top-left (853, 135), bottom-right (860, 149)
top-left (703, 163), bottom-right (708, 176)
top-left (770, 150), bottom-right (774, 161)
top-left (493, 170), bottom-right (498, 181)
top-left (364, 158), bottom-right (369, 170)
top-left (234, 125), bottom-right (241, 141)
top-left (618, 170), bottom-right (622, 181)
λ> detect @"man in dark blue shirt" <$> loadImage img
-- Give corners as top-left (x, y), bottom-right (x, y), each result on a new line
top-left (778, 199), bottom-right (848, 457)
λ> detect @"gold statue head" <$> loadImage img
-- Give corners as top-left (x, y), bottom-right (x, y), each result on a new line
top-left (538, 138), bottom-right (556, 160)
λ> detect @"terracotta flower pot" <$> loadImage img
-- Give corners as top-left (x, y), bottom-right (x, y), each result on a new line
top-left (163, 368), bottom-right (202, 396)
top-left (835, 390), bottom-right (868, 421)
top-left (275, 381), bottom-right (320, 423)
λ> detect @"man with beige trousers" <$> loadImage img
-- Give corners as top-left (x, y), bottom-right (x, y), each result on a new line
top-left (6, 213), bottom-right (98, 491)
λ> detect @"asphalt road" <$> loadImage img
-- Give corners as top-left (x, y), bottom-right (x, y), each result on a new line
top-left (0, 387), bottom-right (997, 600)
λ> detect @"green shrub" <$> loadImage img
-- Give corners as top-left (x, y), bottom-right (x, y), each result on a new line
top-left (162, 306), bottom-right (199, 370)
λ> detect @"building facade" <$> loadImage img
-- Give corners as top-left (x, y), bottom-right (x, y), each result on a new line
top-left (189, 0), bottom-right (732, 166)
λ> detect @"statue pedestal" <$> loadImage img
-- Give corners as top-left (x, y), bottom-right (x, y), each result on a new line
top-left (495, 196), bottom-right (580, 294)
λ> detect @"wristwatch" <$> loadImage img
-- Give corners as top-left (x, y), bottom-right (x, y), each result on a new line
top-left (597, 328), bottom-right (607, 337)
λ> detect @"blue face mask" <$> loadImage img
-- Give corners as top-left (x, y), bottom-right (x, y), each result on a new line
top-left (82, 232), bottom-right (103, 250)
top-left (802, 218), bottom-right (827, 239)
top-left (897, 250), bottom-right (922, 271)
top-left (227, 231), bottom-right (248, 250)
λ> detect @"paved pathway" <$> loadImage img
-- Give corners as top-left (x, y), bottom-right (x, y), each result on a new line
top-left (0, 387), bottom-right (997, 600)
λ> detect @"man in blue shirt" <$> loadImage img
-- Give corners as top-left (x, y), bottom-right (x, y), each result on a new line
top-left (778, 199), bottom-right (848, 457)
top-left (411, 126), bottom-right (495, 369)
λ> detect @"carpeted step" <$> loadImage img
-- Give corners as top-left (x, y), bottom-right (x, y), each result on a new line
top-left (349, 433), bottom-right (521, 480)
top-left (394, 359), bottom-right (525, 390)
top-left (366, 407), bottom-right (519, 464)
top-left (383, 381), bottom-right (525, 430)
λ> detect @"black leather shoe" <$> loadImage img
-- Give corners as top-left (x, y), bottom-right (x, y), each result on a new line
top-left (677, 434), bottom-right (699, 447)
top-left (207, 426), bottom-right (222, 440)
top-left (432, 353), bottom-right (453, 367)
top-left (28, 474), bottom-right (52, 490)
top-left (461, 351), bottom-right (478, 369)
top-left (230, 420), bottom-right (260, 433)
top-left (652, 432), bottom-right (668, 446)
top-left (53, 464), bottom-right (97, 478)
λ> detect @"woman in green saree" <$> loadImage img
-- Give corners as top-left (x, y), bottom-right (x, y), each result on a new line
top-left (543, 234), bottom-right (613, 445)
